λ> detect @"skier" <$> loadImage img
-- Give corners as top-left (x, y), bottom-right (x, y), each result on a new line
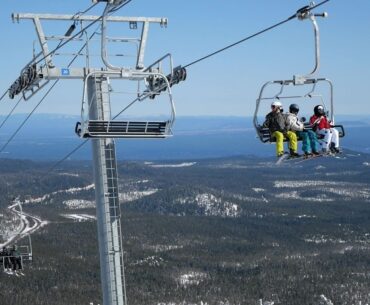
top-left (1, 246), bottom-right (12, 272)
top-left (285, 103), bottom-right (320, 157)
top-left (309, 105), bottom-right (340, 153)
top-left (10, 245), bottom-right (22, 272)
top-left (263, 101), bottom-right (299, 158)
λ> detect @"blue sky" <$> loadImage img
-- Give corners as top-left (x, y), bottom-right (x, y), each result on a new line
top-left (1, 0), bottom-right (370, 117)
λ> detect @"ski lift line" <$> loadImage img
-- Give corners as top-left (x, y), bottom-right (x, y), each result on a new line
top-left (48, 139), bottom-right (89, 172)
top-left (71, 2), bottom-right (99, 20)
top-left (0, 90), bottom-right (9, 102)
top-left (0, 80), bottom-right (59, 154)
top-left (0, 96), bottom-right (23, 131)
top-left (58, 87), bottom-right (172, 165)
top-left (0, 28), bottom-right (98, 154)
top-left (183, 0), bottom-right (331, 69)
top-left (3, 26), bottom-right (103, 156)
top-left (111, 96), bottom-right (141, 120)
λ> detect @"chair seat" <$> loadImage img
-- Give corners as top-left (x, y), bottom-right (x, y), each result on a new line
top-left (258, 124), bottom-right (345, 143)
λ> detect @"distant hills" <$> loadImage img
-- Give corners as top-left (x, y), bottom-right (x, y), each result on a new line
top-left (0, 114), bottom-right (369, 160)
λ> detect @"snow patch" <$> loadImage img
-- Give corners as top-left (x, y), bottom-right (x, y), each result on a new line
top-left (296, 214), bottom-right (317, 219)
top-left (61, 214), bottom-right (96, 222)
top-left (24, 184), bottom-right (95, 205)
top-left (145, 244), bottom-right (184, 253)
top-left (58, 172), bottom-right (80, 177)
top-left (275, 191), bottom-right (334, 202)
top-left (119, 189), bottom-right (158, 203)
top-left (132, 256), bottom-right (164, 267)
top-left (303, 235), bottom-right (346, 244)
top-left (176, 193), bottom-right (240, 217)
top-left (178, 271), bottom-right (207, 287)
top-left (149, 162), bottom-right (197, 168)
top-left (318, 294), bottom-right (334, 305)
top-left (63, 199), bottom-right (95, 209)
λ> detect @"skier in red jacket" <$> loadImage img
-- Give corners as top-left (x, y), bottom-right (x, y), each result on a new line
top-left (309, 105), bottom-right (340, 153)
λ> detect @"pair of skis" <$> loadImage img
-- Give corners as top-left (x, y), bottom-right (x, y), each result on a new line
top-left (276, 151), bottom-right (342, 165)
top-left (4, 269), bottom-right (25, 276)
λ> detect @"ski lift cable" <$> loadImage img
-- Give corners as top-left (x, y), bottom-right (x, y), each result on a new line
top-left (0, 3), bottom-right (98, 103)
top-left (0, 96), bottom-right (24, 131)
top-left (0, 80), bottom-right (59, 154)
top-left (0, 26), bottom-right (101, 154)
top-left (0, 90), bottom-right (9, 102)
top-left (72, 2), bottom-right (99, 19)
top-left (48, 94), bottom-right (141, 173)
top-left (183, 0), bottom-right (330, 69)
top-left (48, 139), bottom-right (89, 172)
top-left (42, 0), bottom-right (332, 171)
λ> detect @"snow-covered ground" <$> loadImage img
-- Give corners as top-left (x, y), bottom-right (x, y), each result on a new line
top-left (119, 188), bottom-right (159, 203)
top-left (60, 214), bottom-right (96, 222)
top-left (176, 193), bottom-right (240, 217)
top-left (63, 199), bottom-right (95, 209)
top-left (148, 162), bottom-right (197, 168)
top-left (177, 271), bottom-right (208, 287)
top-left (273, 180), bottom-right (370, 202)
top-left (24, 184), bottom-right (95, 205)
top-left (0, 200), bottom-right (47, 249)
top-left (132, 255), bottom-right (164, 267)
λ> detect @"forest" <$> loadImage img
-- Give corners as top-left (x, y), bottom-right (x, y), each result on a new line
top-left (0, 152), bottom-right (369, 305)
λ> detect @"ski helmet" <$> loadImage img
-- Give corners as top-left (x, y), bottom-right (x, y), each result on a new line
top-left (271, 101), bottom-right (282, 109)
top-left (289, 103), bottom-right (299, 113)
top-left (314, 105), bottom-right (325, 116)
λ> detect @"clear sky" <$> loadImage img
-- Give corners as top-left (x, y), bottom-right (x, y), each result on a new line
top-left (1, 0), bottom-right (370, 117)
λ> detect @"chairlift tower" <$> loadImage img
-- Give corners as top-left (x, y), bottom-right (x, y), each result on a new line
top-left (9, 1), bottom-right (186, 305)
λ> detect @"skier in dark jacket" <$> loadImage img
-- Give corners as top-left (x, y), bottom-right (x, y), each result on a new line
top-left (10, 245), bottom-right (22, 271)
top-left (262, 101), bottom-right (299, 157)
top-left (1, 246), bottom-right (12, 271)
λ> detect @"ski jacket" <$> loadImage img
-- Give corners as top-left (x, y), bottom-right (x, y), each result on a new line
top-left (309, 115), bottom-right (331, 130)
top-left (262, 111), bottom-right (286, 134)
top-left (285, 112), bottom-right (304, 132)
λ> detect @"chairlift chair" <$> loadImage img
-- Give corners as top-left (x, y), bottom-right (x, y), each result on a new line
top-left (75, 61), bottom-right (185, 139)
top-left (254, 78), bottom-right (345, 143)
top-left (253, 4), bottom-right (345, 144)
top-left (74, 7), bottom-right (186, 139)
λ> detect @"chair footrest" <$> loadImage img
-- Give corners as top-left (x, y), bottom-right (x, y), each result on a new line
top-left (78, 120), bottom-right (171, 138)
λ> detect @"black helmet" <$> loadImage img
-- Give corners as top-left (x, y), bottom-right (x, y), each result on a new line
top-left (314, 105), bottom-right (325, 116)
top-left (289, 103), bottom-right (299, 114)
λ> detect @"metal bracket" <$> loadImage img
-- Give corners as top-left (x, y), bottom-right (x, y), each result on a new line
top-left (294, 3), bottom-right (328, 80)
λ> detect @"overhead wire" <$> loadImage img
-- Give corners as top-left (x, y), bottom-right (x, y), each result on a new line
top-left (0, 90), bottom-right (9, 103)
top-left (0, 96), bottom-right (23, 130)
top-left (48, 139), bottom-right (89, 172)
top-left (0, 6), bottom-right (107, 154)
top-left (2, 1), bottom-right (131, 106)
top-left (45, 0), bottom-right (331, 170)
top-left (0, 81), bottom-right (59, 154)
top-left (46, 2), bottom-right (135, 171)
top-left (0, 0), bottom-right (130, 149)
top-left (183, 0), bottom-right (330, 68)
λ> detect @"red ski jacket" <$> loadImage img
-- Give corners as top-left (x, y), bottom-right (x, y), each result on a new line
top-left (309, 115), bottom-right (331, 130)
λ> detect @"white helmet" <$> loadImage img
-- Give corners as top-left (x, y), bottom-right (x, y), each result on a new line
top-left (271, 100), bottom-right (282, 108)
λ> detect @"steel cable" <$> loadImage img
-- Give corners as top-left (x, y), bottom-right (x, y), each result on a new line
top-left (45, 0), bottom-right (331, 170)
top-left (184, 0), bottom-right (330, 68)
